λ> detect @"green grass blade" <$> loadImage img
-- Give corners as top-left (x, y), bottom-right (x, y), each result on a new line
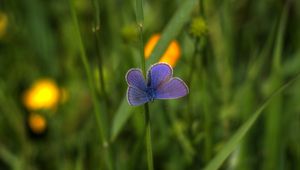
top-left (111, 0), bottom-right (196, 141)
top-left (68, 0), bottom-right (113, 169)
top-left (111, 98), bottom-right (135, 141)
top-left (146, 0), bottom-right (196, 67)
top-left (263, 5), bottom-right (289, 170)
top-left (272, 5), bottom-right (289, 71)
top-left (0, 145), bottom-right (19, 169)
top-left (203, 72), bottom-right (300, 170)
top-left (135, 0), bottom-right (144, 27)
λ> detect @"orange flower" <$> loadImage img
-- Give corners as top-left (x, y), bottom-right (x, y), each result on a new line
top-left (0, 12), bottom-right (8, 38)
top-left (28, 113), bottom-right (47, 134)
top-left (144, 34), bottom-right (181, 67)
top-left (23, 79), bottom-right (60, 110)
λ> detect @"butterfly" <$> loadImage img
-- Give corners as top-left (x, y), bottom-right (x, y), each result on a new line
top-left (126, 63), bottom-right (189, 106)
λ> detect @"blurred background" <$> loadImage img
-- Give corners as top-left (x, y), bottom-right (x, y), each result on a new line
top-left (0, 0), bottom-right (300, 169)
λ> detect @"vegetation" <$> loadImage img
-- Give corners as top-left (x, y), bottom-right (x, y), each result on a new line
top-left (0, 0), bottom-right (300, 169)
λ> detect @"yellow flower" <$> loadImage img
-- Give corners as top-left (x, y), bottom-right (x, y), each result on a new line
top-left (0, 12), bottom-right (8, 38)
top-left (144, 34), bottom-right (181, 67)
top-left (23, 79), bottom-right (60, 110)
top-left (28, 113), bottom-right (47, 134)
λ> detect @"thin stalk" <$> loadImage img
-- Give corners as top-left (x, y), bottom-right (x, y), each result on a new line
top-left (196, 0), bottom-right (213, 161)
top-left (187, 0), bottom-right (205, 116)
top-left (68, 0), bottom-right (113, 169)
top-left (199, 0), bottom-right (204, 16)
top-left (186, 38), bottom-right (200, 125)
top-left (136, 0), bottom-right (154, 169)
top-left (187, 38), bottom-right (200, 87)
top-left (91, 0), bottom-right (110, 111)
top-left (144, 103), bottom-right (154, 170)
top-left (263, 5), bottom-right (289, 170)
top-left (187, 33), bottom-right (211, 163)
top-left (202, 70), bottom-right (212, 162)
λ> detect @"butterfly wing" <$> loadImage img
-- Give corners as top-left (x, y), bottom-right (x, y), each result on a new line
top-left (127, 87), bottom-right (149, 106)
top-left (155, 78), bottom-right (189, 99)
top-left (126, 68), bottom-right (147, 91)
top-left (126, 68), bottom-right (149, 106)
top-left (147, 63), bottom-right (172, 89)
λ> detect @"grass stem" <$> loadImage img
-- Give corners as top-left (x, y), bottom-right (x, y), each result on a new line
top-left (144, 103), bottom-right (154, 170)
top-left (91, 0), bottom-right (111, 115)
top-left (136, 0), bottom-right (154, 169)
top-left (69, 0), bottom-right (113, 169)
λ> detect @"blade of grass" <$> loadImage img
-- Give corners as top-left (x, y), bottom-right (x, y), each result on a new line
top-left (75, 147), bottom-right (84, 170)
top-left (203, 72), bottom-right (300, 170)
top-left (91, 0), bottom-right (109, 108)
top-left (0, 144), bottom-right (20, 170)
top-left (263, 4), bottom-right (289, 170)
top-left (68, 0), bottom-right (113, 169)
top-left (111, 0), bottom-right (196, 141)
top-left (146, 0), bottom-right (196, 67)
top-left (236, 20), bottom-right (277, 170)
top-left (144, 104), bottom-right (153, 170)
top-left (111, 98), bottom-right (135, 141)
top-left (135, 0), bottom-right (154, 169)
top-left (22, 0), bottom-right (57, 74)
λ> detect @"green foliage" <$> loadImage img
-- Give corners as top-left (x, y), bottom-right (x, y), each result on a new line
top-left (0, 0), bottom-right (300, 170)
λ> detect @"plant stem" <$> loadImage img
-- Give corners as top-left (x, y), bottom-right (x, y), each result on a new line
top-left (187, 39), bottom-right (200, 87)
top-left (197, 2), bottom-right (212, 158)
top-left (68, 0), bottom-right (113, 169)
top-left (186, 38), bottom-right (199, 125)
top-left (144, 103), bottom-right (154, 170)
top-left (136, 0), bottom-right (154, 169)
top-left (91, 0), bottom-right (110, 112)
top-left (263, 5), bottom-right (288, 170)
top-left (136, 0), bottom-right (145, 74)
top-left (199, 0), bottom-right (204, 16)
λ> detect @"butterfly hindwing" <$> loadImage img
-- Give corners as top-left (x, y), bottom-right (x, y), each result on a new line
top-left (127, 86), bottom-right (149, 106)
top-left (155, 78), bottom-right (189, 99)
top-left (147, 63), bottom-right (172, 89)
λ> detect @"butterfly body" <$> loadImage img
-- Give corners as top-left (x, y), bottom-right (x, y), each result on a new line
top-left (145, 87), bottom-right (156, 102)
top-left (126, 63), bottom-right (189, 106)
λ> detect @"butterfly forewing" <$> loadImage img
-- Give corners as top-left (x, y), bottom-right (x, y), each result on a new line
top-left (155, 78), bottom-right (189, 99)
top-left (147, 63), bottom-right (172, 89)
top-left (126, 69), bottom-right (147, 91)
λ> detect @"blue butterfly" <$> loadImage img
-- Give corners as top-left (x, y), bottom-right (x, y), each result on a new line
top-left (126, 63), bottom-right (189, 106)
